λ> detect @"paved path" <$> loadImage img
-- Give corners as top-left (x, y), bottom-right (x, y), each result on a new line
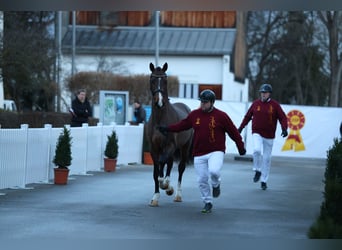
top-left (0, 155), bottom-right (325, 239)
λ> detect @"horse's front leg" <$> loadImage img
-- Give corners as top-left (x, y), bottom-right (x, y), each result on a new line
top-left (157, 161), bottom-right (168, 190)
top-left (174, 160), bottom-right (186, 202)
top-left (149, 164), bottom-right (160, 207)
top-left (157, 152), bottom-right (170, 190)
top-left (164, 157), bottom-right (174, 196)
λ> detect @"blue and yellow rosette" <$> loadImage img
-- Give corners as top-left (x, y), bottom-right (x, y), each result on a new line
top-left (282, 110), bottom-right (305, 152)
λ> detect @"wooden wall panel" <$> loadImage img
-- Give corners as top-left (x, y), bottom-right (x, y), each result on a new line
top-left (199, 84), bottom-right (222, 100)
top-left (161, 11), bottom-right (236, 28)
top-left (127, 11), bottom-right (151, 26)
top-left (72, 11), bottom-right (99, 25)
top-left (72, 11), bottom-right (235, 28)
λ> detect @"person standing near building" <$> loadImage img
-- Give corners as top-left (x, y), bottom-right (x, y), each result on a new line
top-left (157, 89), bottom-right (246, 213)
top-left (70, 89), bottom-right (92, 127)
top-left (237, 83), bottom-right (288, 190)
top-left (133, 100), bottom-right (146, 124)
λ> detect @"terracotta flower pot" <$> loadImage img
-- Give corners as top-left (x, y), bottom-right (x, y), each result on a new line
top-left (104, 158), bottom-right (117, 172)
top-left (54, 168), bottom-right (70, 185)
top-left (143, 152), bottom-right (153, 165)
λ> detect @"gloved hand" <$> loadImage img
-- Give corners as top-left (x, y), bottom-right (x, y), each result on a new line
top-left (281, 129), bottom-right (288, 137)
top-left (238, 147), bottom-right (246, 156)
top-left (157, 125), bottom-right (169, 136)
top-left (238, 127), bottom-right (243, 133)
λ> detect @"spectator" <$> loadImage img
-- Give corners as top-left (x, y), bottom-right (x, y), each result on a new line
top-left (133, 100), bottom-right (146, 124)
top-left (70, 89), bottom-right (92, 127)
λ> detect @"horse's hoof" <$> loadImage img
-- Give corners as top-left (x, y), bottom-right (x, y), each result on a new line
top-left (166, 186), bottom-right (174, 196)
top-left (173, 196), bottom-right (182, 202)
top-left (160, 183), bottom-right (169, 190)
top-left (149, 200), bottom-right (159, 207)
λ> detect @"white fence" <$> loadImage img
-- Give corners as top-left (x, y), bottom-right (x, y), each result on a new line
top-left (0, 123), bottom-right (144, 190)
top-left (2, 98), bottom-right (341, 191)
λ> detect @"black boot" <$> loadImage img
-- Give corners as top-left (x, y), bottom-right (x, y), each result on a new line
top-left (253, 171), bottom-right (261, 182)
top-left (261, 182), bottom-right (267, 190)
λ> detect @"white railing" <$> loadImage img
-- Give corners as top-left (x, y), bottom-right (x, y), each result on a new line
top-left (0, 123), bottom-right (144, 190)
top-left (3, 98), bottom-right (338, 191)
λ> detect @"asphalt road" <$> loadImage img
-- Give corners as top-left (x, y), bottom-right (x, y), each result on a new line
top-left (0, 155), bottom-right (326, 239)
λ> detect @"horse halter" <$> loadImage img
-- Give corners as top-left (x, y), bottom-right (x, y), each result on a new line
top-left (150, 73), bottom-right (167, 96)
top-left (150, 73), bottom-right (167, 108)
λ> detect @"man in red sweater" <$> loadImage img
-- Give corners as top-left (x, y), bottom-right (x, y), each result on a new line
top-left (238, 83), bottom-right (288, 190)
top-left (158, 89), bottom-right (246, 213)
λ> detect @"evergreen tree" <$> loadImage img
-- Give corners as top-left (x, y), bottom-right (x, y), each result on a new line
top-left (1, 11), bottom-right (56, 111)
top-left (104, 130), bottom-right (119, 159)
top-left (308, 138), bottom-right (342, 238)
top-left (53, 126), bottom-right (72, 169)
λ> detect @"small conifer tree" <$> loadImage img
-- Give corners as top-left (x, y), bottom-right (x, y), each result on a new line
top-left (104, 130), bottom-right (119, 159)
top-left (53, 126), bottom-right (72, 169)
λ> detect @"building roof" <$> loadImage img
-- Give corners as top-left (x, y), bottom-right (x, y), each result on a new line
top-left (61, 26), bottom-right (236, 56)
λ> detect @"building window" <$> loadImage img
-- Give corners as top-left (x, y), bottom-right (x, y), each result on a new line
top-left (179, 83), bottom-right (222, 100)
top-left (179, 83), bottom-right (199, 99)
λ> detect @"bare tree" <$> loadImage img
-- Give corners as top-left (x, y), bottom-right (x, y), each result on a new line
top-left (247, 11), bottom-right (329, 106)
top-left (317, 11), bottom-right (342, 107)
top-left (246, 11), bottom-right (288, 100)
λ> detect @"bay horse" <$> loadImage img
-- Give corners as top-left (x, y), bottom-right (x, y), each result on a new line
top-left (146, 62), bottom-right (193, 207)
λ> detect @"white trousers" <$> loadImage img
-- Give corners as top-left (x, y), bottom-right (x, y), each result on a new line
top-left (252, 133), bottom-right (274, 183)
top-left (194, 151), bottom-right (224, 204)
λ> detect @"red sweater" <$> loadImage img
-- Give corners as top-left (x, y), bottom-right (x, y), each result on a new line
top-left (168, 107), bottom-right (245, 156)
top-left (239, 99), bottom-right (288, 139)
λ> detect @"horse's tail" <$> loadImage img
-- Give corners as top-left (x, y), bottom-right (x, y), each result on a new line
top-left (187, 139), bottom-right (194, 164)
top-left (182, 133), bottom-right (194, 164)
top-left (172, 143), bottom-right (193, 164)
top-left (172, 133), bottom-right (193, 164)
top-left (173, 148), bottom-right (181, 162)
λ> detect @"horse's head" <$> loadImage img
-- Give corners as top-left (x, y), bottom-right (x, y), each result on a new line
top-left (149, 62), bottom-right (168, 108)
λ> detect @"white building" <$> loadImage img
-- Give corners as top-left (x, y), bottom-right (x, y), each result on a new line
top-left (60, 14), bottom-right (249, 112)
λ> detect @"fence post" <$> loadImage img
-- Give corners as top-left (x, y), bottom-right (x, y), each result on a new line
top-left (97, 122), bottom-right (104, 170)
top-left (21, 124), bottom-right (30, 189)
top-left (44, 124), bottom-right (53, 183)
top-left (82, 123), bottom-right (89, 174)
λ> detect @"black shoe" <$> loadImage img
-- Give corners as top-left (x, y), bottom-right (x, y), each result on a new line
top-left (201, 202), bottom-right (213, 213)
top-left (212, 185), bottom-right (220, 198)
top-left (253, 171), bottom-right (261, 182)
top-left (261, 182), bottom-right (267, 190)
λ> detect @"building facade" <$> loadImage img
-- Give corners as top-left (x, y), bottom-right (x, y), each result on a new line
top-left (59, 11), bottom-right (248, 111)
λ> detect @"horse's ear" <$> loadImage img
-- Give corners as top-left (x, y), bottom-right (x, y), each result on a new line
top-left (149, 63), bottom-right (155, 72)
top-left (162, 63), bottom-right (168, 72)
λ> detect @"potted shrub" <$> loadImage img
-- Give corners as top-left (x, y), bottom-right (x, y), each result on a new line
top-left (104, 130), bottom-right (119, 172)
top-left (53, 126), bottom-right (72, 184)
